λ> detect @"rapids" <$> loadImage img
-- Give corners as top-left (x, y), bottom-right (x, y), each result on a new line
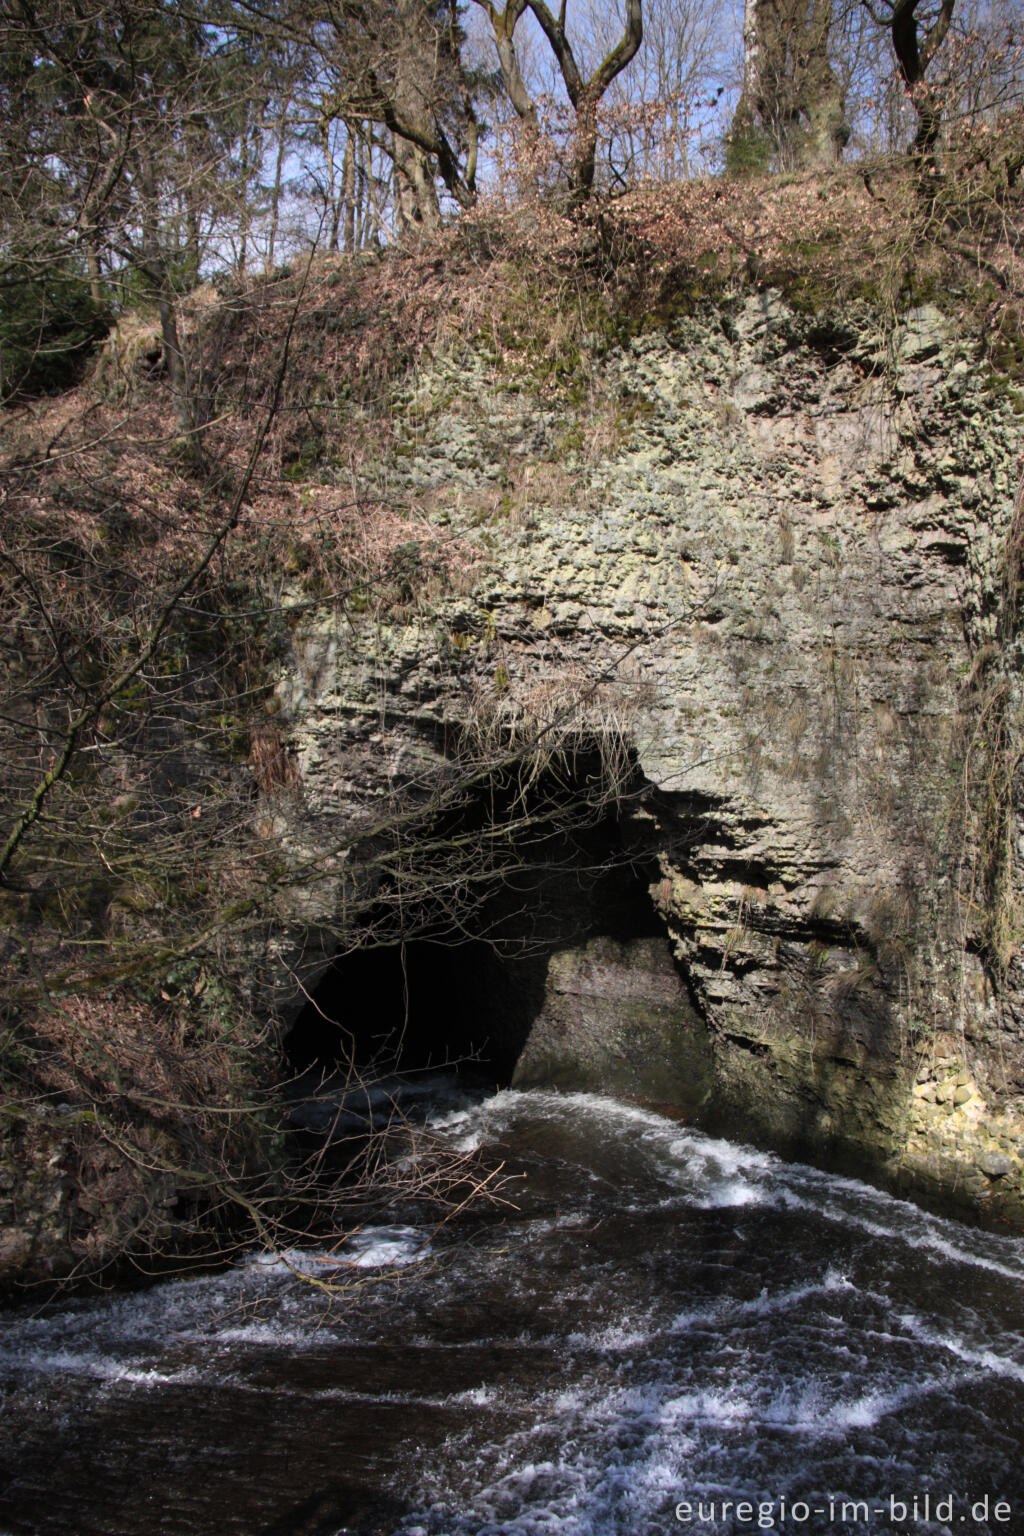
top-left (2, 1087), bottom-right (1024, 1535)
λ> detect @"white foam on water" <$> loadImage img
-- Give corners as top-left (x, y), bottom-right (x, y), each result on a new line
top-left (670, 1268), bottom-right (855, 1333)
top-left (747, 1151), bottom-right (1024, 1281)
top-left (0, 1258), bottom-right (309, 1365)
top-left (659, 1133), bottom-right (781, 1209)
top-left (693, 1177), bottom-right (767, 1208)
top-left (0, 1345), bottom-right (204, 1388)
top-left (828, 1385), bottom-right (924, 1429)
top-left (446, 1384), bottom-right (498, 1407)
top-left (448, 1089), bottom-right (784, 1212)
top-left (654, 1386), bottom-right (755, 1427)
top-left (0, 1225), bottom-right (429, 1370)
top-left (569, 1318), bottom-right (655, 1351)
top-left (470, 1088), bottom-right (697, 1146)
top-left (485, 1090), bottom-right (1024, 1282)
top-left (773, 1185), bottom-right (1024, 1282)
top-left (0, 1345), bottom-right (129, 1380)
top-left (8, 1084), bottom-right (1024, 1536)
top-left (246, 1246), bottom-right (336, 1274)
top-left (896, 1310), bottom-right (1024, 1383)
top-left (243, 1225), bottom-right (431, 1277)
top-left (398, 1358), bottom-right (962, 1536)
top-left (210, 1324), bottom-right (330, 1346)
top-left (425, 1105), bottom-right (485, 1152)
top-left (669, 1133), bottom-right (778, 1178)
top-left (114, 1363), bottom-right (206, 1386)
top-left (397, 1377), bottom-right (757, 1535)
top-left (335, 1223), bottom-right (432, 1268)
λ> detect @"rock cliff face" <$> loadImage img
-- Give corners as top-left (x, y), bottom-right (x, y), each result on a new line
top-left (281, 290), bottom-right (1024, 1223)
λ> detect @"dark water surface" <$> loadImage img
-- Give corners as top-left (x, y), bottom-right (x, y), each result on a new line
top-left (3, 1089), bottom-right (1024, 1536)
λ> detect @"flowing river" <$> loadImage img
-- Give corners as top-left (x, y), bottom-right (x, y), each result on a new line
top-left (3, 1087), bottom-right (1024, 1536)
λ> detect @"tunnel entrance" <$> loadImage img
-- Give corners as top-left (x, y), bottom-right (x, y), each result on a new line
top-left (284, 812), bottom-right (675, 1092)
top-left (284, 932), bottom-right (541, 1088)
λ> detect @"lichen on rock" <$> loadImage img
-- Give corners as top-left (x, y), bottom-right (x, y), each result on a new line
top-left (279, 283), bottom-right (1024, 1224)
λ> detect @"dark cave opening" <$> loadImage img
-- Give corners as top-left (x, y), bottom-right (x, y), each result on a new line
top-left (284, 933), bottom-right (532, 1088)
top-left (284, 806), bottom-right (671, 1091)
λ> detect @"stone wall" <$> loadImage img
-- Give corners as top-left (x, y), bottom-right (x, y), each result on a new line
top-left (280, 289), bottom-right (1024, 1224)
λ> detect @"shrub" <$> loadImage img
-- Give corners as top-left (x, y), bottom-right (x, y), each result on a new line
top-left (0, 261), bottom-right (109, 401)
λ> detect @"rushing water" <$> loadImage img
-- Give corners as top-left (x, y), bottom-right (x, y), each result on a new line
top-left (3, 1087), bottom-right (1024, 1536)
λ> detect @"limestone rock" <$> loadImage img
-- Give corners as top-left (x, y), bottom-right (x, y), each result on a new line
top-left (277, 288), bottom-right (1024, 1225)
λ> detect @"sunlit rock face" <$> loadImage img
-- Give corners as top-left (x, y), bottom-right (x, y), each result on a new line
top-left (7, 292), bottom-right (1023, 1292)
top-left (280, 290), bottom-right (1024, 1222)
top-left (512, 933), bottom-right (712, 1107)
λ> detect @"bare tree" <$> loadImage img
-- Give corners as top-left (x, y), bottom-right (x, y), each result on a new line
top-left (474, 0), bottom-right (644, 195)
top-left (591, 0), bottom-right (734, 183)
top-left (310, 0), bottom-right (481, 235)
top-left (860, 0), bottom-right (955, 153)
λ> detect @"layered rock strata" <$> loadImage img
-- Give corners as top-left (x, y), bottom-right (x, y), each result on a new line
top-left (282, 291), bottom-right (1024, 1222)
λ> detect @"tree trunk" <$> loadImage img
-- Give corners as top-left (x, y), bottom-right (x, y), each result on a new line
top-left (138, 154), bottom-right (200, 462)
top-left (267, 102), bottom-right (289, 271)
top-left (390, 0), bottom-right (442, 236)
top-left (731, 0), bottom-right (849, 171)
top-left (366, 141), bottom-right (387, 248)
top-left (571, 95), bottom-right (600, 197)
top-left (342, 126), bottom-right (356, 252)
top-left (890, 0), bottom-right (956, 159)
top-left (799, 0), bottom-right (849, 166)
top-left (156, 288), bottom-right (196, 447)
top-left (392, 131), bottom-right (441, 236)
top-left (353, 132), bottom-right (366, 251)
top-left (86, 241), bottom-right (104, 308)
top-left (237, 132), bottom-right (249, 276)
